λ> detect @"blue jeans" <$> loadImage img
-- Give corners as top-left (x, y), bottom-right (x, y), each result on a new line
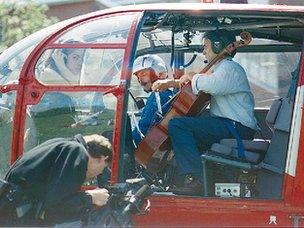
top-left (168, 113), bottom-right (255, 181)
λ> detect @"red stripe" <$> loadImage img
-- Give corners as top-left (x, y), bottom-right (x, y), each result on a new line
top-left (299, 53), bottom-right (304, 86)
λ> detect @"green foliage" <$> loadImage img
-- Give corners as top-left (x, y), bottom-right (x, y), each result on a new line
top-left (0, 0), bottom-right (59, 53)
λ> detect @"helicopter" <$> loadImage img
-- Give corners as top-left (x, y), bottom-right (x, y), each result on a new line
top-left (0, 3), bottom-right (304, 226)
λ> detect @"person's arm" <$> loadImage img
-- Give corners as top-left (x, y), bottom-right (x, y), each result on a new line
top-left (85, 188), bottom-right (109, 207)
top-left (137, 93), bottom-right (159, 134)
top-left (151, 72), bottom-right (197, 92)
top-left (191, 62), bottom-right (247, 95)
top-left (131, 93), bottom-right (160, 146)
top-left (152, 78), bottom-right (180, 92)
top-left (52, 49), bottom-right (77, 84)
top-left (52, 183), bottom-right (109, 210)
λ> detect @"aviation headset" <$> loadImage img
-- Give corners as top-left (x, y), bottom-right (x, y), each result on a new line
top-left (203, 30), bottom-right (236, 55)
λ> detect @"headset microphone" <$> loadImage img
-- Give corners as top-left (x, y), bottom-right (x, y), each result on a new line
top-left (204, 60), bottom-right (208, 64)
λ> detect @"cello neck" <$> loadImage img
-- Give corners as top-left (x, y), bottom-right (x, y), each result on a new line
top-left (200, 51), bottom-right (229, 74)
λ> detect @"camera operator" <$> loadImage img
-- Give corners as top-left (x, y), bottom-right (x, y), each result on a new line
top-left (0, 134), bottom-right (112, 226)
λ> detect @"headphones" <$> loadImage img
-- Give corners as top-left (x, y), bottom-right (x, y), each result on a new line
top-left (204, 31), bottom-right (236, 54)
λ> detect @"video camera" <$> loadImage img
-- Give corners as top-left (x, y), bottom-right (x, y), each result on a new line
top-left (85, 178), bottom-right (152, 227)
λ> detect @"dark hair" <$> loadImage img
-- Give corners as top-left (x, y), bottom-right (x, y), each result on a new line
top-left (85, 134), bottom-right (113, 162)
top-left (203, 30), bottom-right (236, 56)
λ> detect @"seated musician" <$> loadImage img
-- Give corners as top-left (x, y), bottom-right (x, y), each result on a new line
top-left (152, 30), bottom-right (258, 196)
top-left (132, 54), bottom-right (175, 146)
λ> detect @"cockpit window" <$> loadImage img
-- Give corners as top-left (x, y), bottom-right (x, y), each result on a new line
top-left (56, 13), bottom-right (136, 44)
top-left (25, 91), bottom-right (116, 152)
top-left (35, 48), bottom-right (124, 85)
top-left (235, 50), bottom-right (301, 108)
top-left (0, 20), bottom-right (71, 85)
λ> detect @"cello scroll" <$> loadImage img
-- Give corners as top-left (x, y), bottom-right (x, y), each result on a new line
top-left (224, 31), bottom-right (252, 56)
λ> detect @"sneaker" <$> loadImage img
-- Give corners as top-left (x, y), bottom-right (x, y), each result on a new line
top-left (172, 174), bottom-right (203, 196)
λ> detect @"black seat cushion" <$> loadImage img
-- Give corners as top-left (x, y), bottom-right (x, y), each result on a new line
top-left (220, 139), bottom-right (270, 152)
top-left (209, 139), bottom-right (270, 164)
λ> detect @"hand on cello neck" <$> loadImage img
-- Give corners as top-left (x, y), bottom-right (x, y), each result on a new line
top-left (152, 72), bottom-right (197, 92)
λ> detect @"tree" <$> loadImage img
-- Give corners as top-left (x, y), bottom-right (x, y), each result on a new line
top-left (0, 0), bottom-right (58, 53)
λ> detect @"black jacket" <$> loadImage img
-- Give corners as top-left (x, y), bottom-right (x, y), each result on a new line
top-left (4, 134), bottom-right (92, 225)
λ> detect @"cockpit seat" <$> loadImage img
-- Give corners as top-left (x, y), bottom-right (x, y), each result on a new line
top-left (210, 139), bottom-right (270, 164)
top-left (201, 98), bottom-right (288, 196)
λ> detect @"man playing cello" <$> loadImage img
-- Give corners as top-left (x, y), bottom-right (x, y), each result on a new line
top-left (152, 30), bottom-right (258, 196)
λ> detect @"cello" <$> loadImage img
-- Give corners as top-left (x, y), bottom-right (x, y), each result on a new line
top-left (134, 31), bottom-right (252, 173)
